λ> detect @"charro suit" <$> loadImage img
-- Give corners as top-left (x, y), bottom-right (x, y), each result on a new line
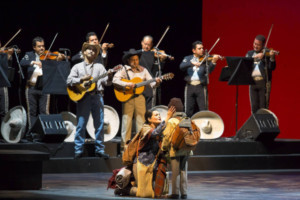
top-left (246, 50), bottom-right (276, 113)
top-left (180, 55), bottom-right (216, 117)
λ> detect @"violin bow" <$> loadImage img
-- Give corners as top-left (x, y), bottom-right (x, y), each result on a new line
top-left (43, 33), bottom-right (59, 60)
top-left (2, 29), bottom-right (22, 48)
top-left (155, 26), bottom-right (170, 49)
top-left (264, 24), bottom-right (273, 49)
top-left (198, 37), bottom-right (220, 66)
top-left (99, 23), bottom-right (110, 44)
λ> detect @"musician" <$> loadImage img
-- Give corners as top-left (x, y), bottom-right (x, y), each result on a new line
top-left (67, 42), bottom-right (112, 159)
top-left (139, 35), bottom-right (167, 110)
top-left (112, 49), bottom-right (161, 150)
top-left (20, 36), bottom-right (64, 129)
top-left (161, 98), bottom-right (190, 199)
top-left (180, 41), bottom-right (220, 117)
top-left (246, 35), bottom-right (276, 113)
top-left (71, 32), bottom-right (109, 67)
top-left (0, 46), bottom-right (13, 124)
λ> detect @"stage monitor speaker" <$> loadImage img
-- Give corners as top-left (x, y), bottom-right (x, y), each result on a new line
top-left (31, 114), bottom-right (68, 142)
top-left (236, 113), bottom-right (280, 141)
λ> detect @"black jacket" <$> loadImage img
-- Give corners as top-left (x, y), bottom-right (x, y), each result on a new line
top-left (179, 55), bottom-right (216, 85)
top-left (246, 50), bottom-right (276, 81)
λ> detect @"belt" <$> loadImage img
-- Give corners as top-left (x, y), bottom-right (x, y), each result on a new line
top-left (189, 80), bottom-right (201, 86)
top-left (253, 76), bottom-right (264, 81)
top-left (89, 90), bottom-right (104, 95)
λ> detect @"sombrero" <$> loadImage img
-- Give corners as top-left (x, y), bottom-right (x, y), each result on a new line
top-left (1, 106), bottom-right (27, 143)
top-left (191, 110), bottom-right (224, 139)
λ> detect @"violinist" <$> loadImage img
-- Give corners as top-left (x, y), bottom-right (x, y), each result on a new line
top-left (180, 40), bottom-right (220, 117)
top-left (71, 32), bottom-right (110, 67)
top-left (246, 34), bottom-right (277, 113)
top-left (0, 42), bottom-right (12, 125)
top-left (20, 36), bottom-right (64, 130)
top-left (139, 35), bottom-right (170, 109)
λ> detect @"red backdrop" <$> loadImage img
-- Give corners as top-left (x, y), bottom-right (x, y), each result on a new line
top-left (203, 0), bottom-right (300, 138)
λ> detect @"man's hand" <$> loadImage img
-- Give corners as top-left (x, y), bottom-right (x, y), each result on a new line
top-left (253, 52), bottom-right (264, 60)
top-left (126, 82), bottom-right (135, 89)
top-left (32, 61), bottom-right (42, 68)
top-left (80, 75), bottom-right (91, 83)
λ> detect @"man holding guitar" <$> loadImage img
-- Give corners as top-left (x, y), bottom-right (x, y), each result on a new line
top-left (113, 49), bottom-right (162, 150)
top-left (67, 42), bottom-right (113, 159)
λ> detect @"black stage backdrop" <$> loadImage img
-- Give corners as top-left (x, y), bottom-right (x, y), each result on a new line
top-left (1, 0), bottom-right (202, 121)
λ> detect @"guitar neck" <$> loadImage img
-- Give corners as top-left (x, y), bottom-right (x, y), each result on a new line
top-left (135, 79), bottom-right (156, 88)
top-left (91, 72), bottom-right (108, 83)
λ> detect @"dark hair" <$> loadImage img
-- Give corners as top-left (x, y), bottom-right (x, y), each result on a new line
top-left (144, 110), bottom-right (154, 124)
top-left (32, 36), bottom-right (44, 47)
top-left (85, 45), bottom-right (97, 53)
top-left (192, 41), bottom-right (203, 49)
top-left (86, 32), bottom-right (97, 42)
top-left (255, 35), bottom-right (266, 45)
top-left (168, 97), bottom-right (184, 112)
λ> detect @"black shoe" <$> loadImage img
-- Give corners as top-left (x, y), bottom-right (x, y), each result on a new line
top-left (181, 194), bottom-right (187, 199)
top-left (95, 152), bottom-right (110, 159)
top-left (167, 194), bottom-right (180, 199)
top-left (74, 153), bottom-right (83, 159)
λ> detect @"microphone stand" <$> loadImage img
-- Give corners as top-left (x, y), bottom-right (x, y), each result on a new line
top-left (154, 48), bottom-right (163, 105)
top-left (13, 48), bottom-right (24, 106)
top-left (205, 49), bottom-right (209, 110)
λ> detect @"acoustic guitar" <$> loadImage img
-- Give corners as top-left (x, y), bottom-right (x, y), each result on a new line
top-left (114, 72), bottom-right (174, 102)
top-left (67, 65), bottom-right (122, 102)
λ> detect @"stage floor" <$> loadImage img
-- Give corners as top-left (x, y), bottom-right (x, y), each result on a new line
top-left (1, 171), bottom-right (300, 200)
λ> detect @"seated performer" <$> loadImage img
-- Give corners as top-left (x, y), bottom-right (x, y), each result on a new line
top-left (20, 36), bottom-right (65, 129)
top-left (71, 32), bottom-right (110, 67)
top-left (67, 42), bottom-right (112, 159)
top-left (112, 49), bottom-right (161, 150)
top-left (246, 34), bottom-right (277, 113)
top-left (114, 106), bottom-right (175, 198)
top-left (179, 41), bottom-right (220, 117)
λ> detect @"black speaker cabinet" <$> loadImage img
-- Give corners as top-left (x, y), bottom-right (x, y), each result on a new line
top-left (236, 113), bottom-right (280, 141)
top-left (31, 114), bottom-right (68, 142)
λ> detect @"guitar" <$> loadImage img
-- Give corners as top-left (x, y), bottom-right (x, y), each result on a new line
top-left (67, 65), bottom-right (122, 102)
top-left (114, 72), bottom-right (174, 102)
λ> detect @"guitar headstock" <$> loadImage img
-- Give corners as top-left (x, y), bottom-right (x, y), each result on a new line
top-left (112, 64), bottom-right (123, 72)
top-left (161, 73), bottom-right (174, 80)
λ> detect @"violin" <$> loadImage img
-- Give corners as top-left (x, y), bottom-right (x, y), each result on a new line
top-left (151, 48), bottom-right (174, 60)
top-left (102, 43), bottom-right (114, 48)
top-left (198, 54), bottom-right (224, 62)
top-left (264, 48), bottom-right (280, 56)
top-left (40, 50), bottom-right (68, 60)
top-left (0, 47), bottom-right (21, 54)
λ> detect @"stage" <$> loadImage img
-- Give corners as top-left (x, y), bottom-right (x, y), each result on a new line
top-left (0, 171), bottom-right (300, 199)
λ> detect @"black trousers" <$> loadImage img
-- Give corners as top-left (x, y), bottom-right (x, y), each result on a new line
top-left (0, 87), bottom-right (8, 123)
top-left (185, 84), bottom-right (206, 117)
top-left (250, 80), bottom-right (266, 113)
top-left (143, 85), bottom-right (154, 110)
top-left (25, 87), bottom-right (50, 129)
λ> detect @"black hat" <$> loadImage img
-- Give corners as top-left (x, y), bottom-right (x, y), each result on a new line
top-left (122, 48), bottom-right (142, 64)
top-left (168, 98), bottom-right (184, 112)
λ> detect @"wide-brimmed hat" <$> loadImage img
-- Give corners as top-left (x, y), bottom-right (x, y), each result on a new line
top-left (122, 48), bottom-right (142, 64)
top-left (1, 106), bottom-right (27, 143)
top-left (60, 111), bottom-right (77, 143)
top-left (87, 105), bottom-right (120, 142)
top-left (81, 42), bottom-right (100, 57)
top-left (191, 110), bottom-right (224, 139)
